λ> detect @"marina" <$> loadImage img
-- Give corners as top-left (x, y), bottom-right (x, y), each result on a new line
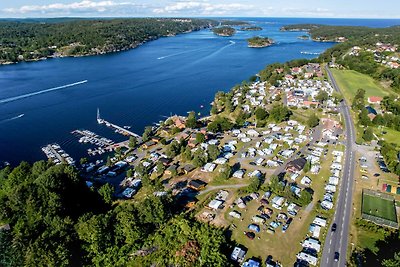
top-left (72, 129), bottom-right (115, 156)
top-left (41, 144), bottom-right (75, 165)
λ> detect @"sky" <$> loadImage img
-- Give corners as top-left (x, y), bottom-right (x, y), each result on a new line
top-left (0, 0), bottom-right (399, 19)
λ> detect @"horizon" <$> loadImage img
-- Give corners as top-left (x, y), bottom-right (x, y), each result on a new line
top-left (1, 0), bottom-right (400, 19)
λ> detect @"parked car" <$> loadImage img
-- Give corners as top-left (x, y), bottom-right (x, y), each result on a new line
top-left (245, 231), bottom-right (255, 240)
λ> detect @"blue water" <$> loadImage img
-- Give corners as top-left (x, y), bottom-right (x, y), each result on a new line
top-left (1, 17), bottom-right (399, 165)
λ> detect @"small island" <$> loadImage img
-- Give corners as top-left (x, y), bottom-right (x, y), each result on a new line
top-left (220, 20), bottom-right (249, 26)
top-left (298, 35), bottom-right (310, 40)
top-left (241, 26), bottom-right (263, 31)
top-left (247, 36), bottom-right (274, 48)
top-left (212, 26), bottom-right (236, 37)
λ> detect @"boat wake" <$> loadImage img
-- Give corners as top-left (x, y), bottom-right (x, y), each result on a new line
top-left (300, 51), bottom-right (321, 55)
top-left (0, 80), bottom-right (88, 104)
top-left (0, 114), bottom-right (24, 124)
top-left (157, 48), bottom-right (204, 60)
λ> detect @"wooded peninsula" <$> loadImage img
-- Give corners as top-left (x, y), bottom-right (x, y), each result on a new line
top-left (0, 18), bottom-right (217, 65)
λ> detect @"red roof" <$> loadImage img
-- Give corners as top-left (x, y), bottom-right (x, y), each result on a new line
top-left (368, 96), bottom-right (383, 103)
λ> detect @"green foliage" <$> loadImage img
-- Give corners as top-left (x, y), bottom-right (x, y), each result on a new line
top-left (166, 140), bottom-right (182, 158)
top-left (212, 26), bottom-right (236, 36)
top-left (383, 252), bottom-right (400, 267)
top-left (142, 126), bottom-right (153, 142)
top-left (379, 141), bottom-right (400, 175)
top-left (207, 116), bottom-right (234, 133)
top-left (129, 136), bottom-right (138, 148)
top-left (0, 18), bottom-right (217, 64)
top-left (207, 144), bottom-right (220, 161)
top-left (358, 108), bottom-right (371, 126)
top-left (303, 160), bottom-right (312, 173)
top-left (217, 164), bottom-right (232, 180)
top-left (269, 105), bottom-right (292, 123)
top-left (182, 147), bottom-right (193, 162)
top-left (247, 36), bottom-right (274, 47)
top-left (186, 111), bottom-right (197, 128)
top-left (192, 149), bottom-right (207, 168)
top-left (307, 114), bottom-right (320, 128)
top-left (352, 89), bottom-right (366, 111)
top-left (195, 133), bottom-right (206, 144)
top-left (362, 127), bottom-right (375, 142)
top-left (98, 183), bottom-right (114, 205)
top-left (255, 107), bottom-right (268, 121)
top-left (315, 90), bottom-right (329, 103)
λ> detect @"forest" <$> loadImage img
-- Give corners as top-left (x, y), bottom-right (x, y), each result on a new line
top-left (0, 18), bottom-right (217, 64)
top-left (0, 162), bottom-right (230, 267)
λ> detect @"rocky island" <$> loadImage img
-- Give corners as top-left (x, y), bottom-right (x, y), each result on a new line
top-left (241, 26), bottom-right (263, 31)
top-left (247, 36), bottom-right (274, 48)
top-left (212, 26), bottom-right (236, 37)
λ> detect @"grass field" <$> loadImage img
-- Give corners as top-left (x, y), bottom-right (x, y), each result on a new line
top-left (362, 194), bottom-right (397, 222)
top-left (374, 126), bottom-right (400, 147)
top-left (330, 69), bottom-right (389, 103)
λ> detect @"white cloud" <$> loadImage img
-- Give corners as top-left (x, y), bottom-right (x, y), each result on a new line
top-left (3, 1), bottom-right (148, 15)
top-left (153, 1), bottom-right (254, 15)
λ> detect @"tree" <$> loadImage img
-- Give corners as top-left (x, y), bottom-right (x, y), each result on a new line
top-left (351, 88), bottom-right (365, 111)
top-left (193, 149), bottom-right (207, 167)
top-left (315, 90), bottom-right (329, 103)
top-left (383, 252), bottom-right (400, 267)
top-left (359, 108), bottom-right (371, 126)
top-left (80, 157), bottom-right (88, 165)
top-left (156, 161), bottom-right (165, 176)
top-left (296, 189), bottom-right (313, 206)
top-left (166, 141), bottom-right (181, 158)
top-left (269, 105), bottom-right (292, 122)
top-left (129, 136), bottom-right (137, 148)
top-left (142, 126), bottom-right (152, 142)
top-left (255, 107), bottom-right (268, 121)
top-left (246, 177), bottom-right (262, 193)
top-left (332, 91), bottom-right (343, 104)
top-left (217, 164), bottom-right (232, 180)
top-left (307, 114), bottom-right (320, 128)
top-left (186, 111), bottom-right (197, 128)
top-left (303, 160), bottom-right (311, 173)
top-left (362, 127), bottom-right (374, 142)
top-left (126, 169), bottom-right (133, 178)
top-left (98, 183), bottom-right (114, 205)
top-left (182, 147), bottom-right (192, 162)
top-left (106, 156), bottom-right (112, 166)
top-left (207, 144), bottom-right (220, 161)
top-left (207, 121), bottom-right (219, 133)
top-left (195, 133), bottom-right (206, 144)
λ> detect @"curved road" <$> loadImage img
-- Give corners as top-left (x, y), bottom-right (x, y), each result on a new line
top-left (321, 66), bottom-right (356, 266)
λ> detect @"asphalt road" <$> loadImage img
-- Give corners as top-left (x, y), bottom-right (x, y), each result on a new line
top-left (321, 66), bottom-right (356, 266)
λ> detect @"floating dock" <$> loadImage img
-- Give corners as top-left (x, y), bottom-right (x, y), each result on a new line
top-left (97, 108), bottom-right (141, 139)
top-left (72, 129), bottom-right (114, 156)
top-left (41, 143), bottom-right (75, 165)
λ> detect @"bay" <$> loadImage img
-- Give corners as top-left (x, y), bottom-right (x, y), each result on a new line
top-left (1, 17), bottom-right (399, 164)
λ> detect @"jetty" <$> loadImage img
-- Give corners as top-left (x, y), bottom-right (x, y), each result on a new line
top-left (97, 108), bottom-right (141, 139)
top-left (41, 143), bottom-right (75, 165)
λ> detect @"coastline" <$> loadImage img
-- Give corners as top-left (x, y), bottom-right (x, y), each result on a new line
top-left (0, 27), bottom-right (209, 66)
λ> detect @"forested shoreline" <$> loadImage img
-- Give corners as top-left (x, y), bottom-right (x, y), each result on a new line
top-left (0, 18), bottom-right (217, 65)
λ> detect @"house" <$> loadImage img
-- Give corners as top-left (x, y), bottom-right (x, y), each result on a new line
top-left (142, 140), bottom-right (156, 149)
top-left (164, 164), bottom-right (178, 175)
top-left (159, 157), bottom-right (172, 166)
top-left (233, 169), bottom-right (245, 179)
top-left (214, 157), bottom-right (228, 165)
top-left (309, 223), bottom-right (321, 238)
top-left (286, 158), bottom-right (307, 173)
top-left (171, 115), bottom-right (186, 129)
top-left (329, 176), bottom-right (339, 185)
top-left (188, 179), bottom-right (207, 191)
top-left (229, 210), bottom-right (241, 219)
top-left (179, 164), bottom-right (195, 174)
top-left (368, 96), bottom-right (383, 104)
top-left (231, 247), bottom-right (246, 263)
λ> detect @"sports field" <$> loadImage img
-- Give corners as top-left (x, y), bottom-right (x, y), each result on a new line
top-left (330, 69), bottom-right (389, 102)
top-left (362, 193), bottom-right (397, 222)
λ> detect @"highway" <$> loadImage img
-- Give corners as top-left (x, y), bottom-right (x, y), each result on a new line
top-left (321, 66), bottom-right (357, 266)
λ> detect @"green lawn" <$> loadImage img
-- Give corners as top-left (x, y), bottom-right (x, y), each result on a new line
top-left (331, 69), bottom-right (389, 103)
top-left (374, 126), bottom-right (400, 147)
top-left (362, 194), bottom-right (397, 222)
